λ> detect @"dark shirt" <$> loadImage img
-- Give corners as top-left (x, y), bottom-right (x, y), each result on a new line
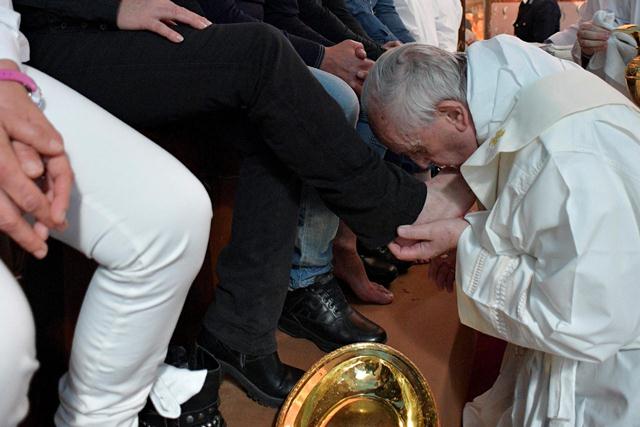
top-left (199, 0), bottom-right (327, 66)
top-left (298, 0), bottom-right (385, 59)
top-left (263, 0), bottom-right (333, 46)
top-left (513, 0), bottom-right (561, 43)
top-left (15, 0), bottom-right (122, 27)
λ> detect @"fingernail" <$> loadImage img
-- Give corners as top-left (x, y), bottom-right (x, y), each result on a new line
top-left (34, 223), bottom-right (49, 240)
top-left (203, 19), bottom-right (213, 27)
top-left (49, 139), bottom-right (63, 151)
top-left (34, 246), bottom-right (47, 259)
top-left (24, 161), bottom-right (40, 176)
top-left (56, 210), bottom-right (67, 225)
top-left (176, 34), bottom-right (184, 42)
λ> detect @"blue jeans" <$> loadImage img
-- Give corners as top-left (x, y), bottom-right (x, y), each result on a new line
top-left (344, 0), bottom-right (416, 44)
top-left (289, 68), bottom-right (359, 289)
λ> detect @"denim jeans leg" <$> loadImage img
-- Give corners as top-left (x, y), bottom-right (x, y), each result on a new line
top-left (357, 110), bottom-right (388, 157)
top-left (290, 68), bottom-right (359, 289)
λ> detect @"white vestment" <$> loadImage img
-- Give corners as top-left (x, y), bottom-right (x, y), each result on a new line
top-left (394, 0), bottom-right (462, 51)
top-left (571, 0), bottom-right (640, 61)
top-left (458, 35), bottom-right (640, 427)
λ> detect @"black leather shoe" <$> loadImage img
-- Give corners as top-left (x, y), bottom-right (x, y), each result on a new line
top-left (357, 240), bottom-right (412, 283)
top-left (138, 347), bottom-right (226, 427)
top-left (196, 329), bottom-right (303, 408)
top-left (279, 277), bottom-right (387, 352)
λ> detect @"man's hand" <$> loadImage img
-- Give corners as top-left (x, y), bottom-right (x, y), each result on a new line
top-left (117, 0), bottom-right (212, 43)
top-left (320, 40), bottom-right (374, 95)
top-left (577, 20), bottom-right (611, 57)
top-left (382, 40), bottom-right (402, 50)
top-left (388, 218), bottom-right (468, 262)
top-left (0, 60), bottom-right (73, 258)
top-left (413, 169), bottom-right (475, 225)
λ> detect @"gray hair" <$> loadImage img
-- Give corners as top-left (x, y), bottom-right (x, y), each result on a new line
top-left (362, 44), bottom-right (468, 134)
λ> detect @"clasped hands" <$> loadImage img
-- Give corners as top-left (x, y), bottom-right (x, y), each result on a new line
top-left (0, 60), bottom-right (73, 259)
top-left (388, 169), bottom-right (475, 289)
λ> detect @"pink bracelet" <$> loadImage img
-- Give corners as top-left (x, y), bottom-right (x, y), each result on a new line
top-left (0, 69), bottom-right (44, 109)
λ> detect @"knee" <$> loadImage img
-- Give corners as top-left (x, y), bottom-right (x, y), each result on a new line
top-left (311, 68), bottom-right (360, 126)
top-left (0, 277), bottom-right (36, 364)
top-left (0, 276), bottom-right (37, 423)
top-left (161, 175), bottom-right (213, 261)
top-left (243, 22), bottom-right (290, 52)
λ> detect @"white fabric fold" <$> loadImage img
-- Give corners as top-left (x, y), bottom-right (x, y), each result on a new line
top-left (587, 10), bottom-right (638, 97)
top-left (148, 364), bottom-right (207, 419)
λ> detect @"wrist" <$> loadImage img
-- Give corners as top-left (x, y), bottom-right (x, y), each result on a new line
top-left (0, 59), bottom-right (20, 72)
top-left (0, 69), bottom-right (44, 109)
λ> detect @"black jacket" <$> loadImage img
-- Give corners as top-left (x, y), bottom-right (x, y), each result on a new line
top-left (199, 0), bottom-right (327, 66)
top-left (298, 0), bottom-right (384, 60)
top-left (513, 0), bottom-right (560, 43)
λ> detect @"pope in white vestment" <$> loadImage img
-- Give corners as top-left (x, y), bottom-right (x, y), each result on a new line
top-left (363, 35), bottom-right (640, 426)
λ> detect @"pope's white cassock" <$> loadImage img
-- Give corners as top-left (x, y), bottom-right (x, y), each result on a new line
top-left (456, 35), bottom-right (640, 426)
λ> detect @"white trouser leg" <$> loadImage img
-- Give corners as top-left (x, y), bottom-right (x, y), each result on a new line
top-left (24, 67), bottom-right (213, 426)
top-left (0, 261), bottom-right (38, 427)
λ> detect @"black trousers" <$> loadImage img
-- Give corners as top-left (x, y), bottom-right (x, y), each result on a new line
top-left (23, 17), bottom-right (425, 354)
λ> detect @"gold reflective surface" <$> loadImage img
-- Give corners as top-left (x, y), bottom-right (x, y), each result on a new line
top-left (276, 343), bottom-right (439, 427)
top-left (621, 25), bottom-right (640, 106)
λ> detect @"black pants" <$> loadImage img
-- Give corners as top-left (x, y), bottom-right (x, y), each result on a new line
top-left (23, 17), bottom-right (425, 354)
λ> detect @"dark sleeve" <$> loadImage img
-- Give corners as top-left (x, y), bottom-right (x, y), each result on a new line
top-left (323, 0), bottom-right (369, 38)
top-left (198, 0), bottom-right (261, 23)
top-left (531, 1), bottom-right (561, 43)
top-left (288, 33), bottom-right (325, 67)
top-left (264, 0), bottom-right (334, 46)
top-left (298, 0), bottom-right (385, 59)
top-left (14, 0), bottom-right (120, 23)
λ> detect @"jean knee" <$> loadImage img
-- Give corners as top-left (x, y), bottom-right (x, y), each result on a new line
top-left (310, 67), bottom-right (360, 126)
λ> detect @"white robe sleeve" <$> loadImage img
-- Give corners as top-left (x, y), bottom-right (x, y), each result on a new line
top-left (0, 0), bottom-right (28, 64)
top-left (456, 146), bottom-right (640, 363)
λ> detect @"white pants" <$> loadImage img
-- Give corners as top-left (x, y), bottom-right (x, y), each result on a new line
top-left (0, 67), bottom-right (213, 426)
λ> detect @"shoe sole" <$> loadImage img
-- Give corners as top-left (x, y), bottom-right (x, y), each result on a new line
top-left (217, 358), bottom-right (284, 408)
top-left (279, 316), bottom-right (387, 353)
top-left (279, 317), bottom-right (338, 353)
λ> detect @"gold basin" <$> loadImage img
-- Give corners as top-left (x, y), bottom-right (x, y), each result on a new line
top-left (276, 343), bottom-right (439, 427)
top-left (628, 55), bottom-right (640, 107)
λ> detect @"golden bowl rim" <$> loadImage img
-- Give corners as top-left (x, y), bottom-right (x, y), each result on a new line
top-left (275, 342), bottom-right (440, 427)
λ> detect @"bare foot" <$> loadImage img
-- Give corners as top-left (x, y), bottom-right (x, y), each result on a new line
top-left (333, 222), bottom-right (394, 305)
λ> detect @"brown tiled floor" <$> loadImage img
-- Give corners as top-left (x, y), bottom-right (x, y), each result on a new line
top-left (219, 264), bottom-right (478, 427)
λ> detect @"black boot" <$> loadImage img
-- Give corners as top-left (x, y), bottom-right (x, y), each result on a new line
top-left (196, 328), bottom-right (303, 408)
top-left (279, 276), bottom-right (387, 352)
top-left (138, 347), bottom-right (226, 427)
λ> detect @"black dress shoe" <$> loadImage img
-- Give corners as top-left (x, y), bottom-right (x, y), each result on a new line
top-left (196, 329), bottom-right (303, 408)
top-left (138, 347), bottom-right (226, 427)
top-left (357, 240), bottom-right (412, 283)
top-left (279, 277), bottom-right (387, 352)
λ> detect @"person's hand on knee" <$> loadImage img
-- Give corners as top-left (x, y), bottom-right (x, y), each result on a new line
top-left (0, 60), bottom-right (73, 258)
top-left (117, 0), bottom-right (213, 43)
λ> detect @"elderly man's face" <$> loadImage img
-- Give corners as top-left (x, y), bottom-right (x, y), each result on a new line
top-left (369, 100), bottom-right (477, 169)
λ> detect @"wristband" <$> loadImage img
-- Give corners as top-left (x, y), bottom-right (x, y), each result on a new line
top-left (0, 69), bottom-right (44, 109)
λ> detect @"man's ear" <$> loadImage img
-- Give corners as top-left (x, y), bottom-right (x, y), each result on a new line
top-left (437, 100), bottom-right (470, 132)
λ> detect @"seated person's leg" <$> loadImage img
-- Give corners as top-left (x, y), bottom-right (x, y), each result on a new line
top-left (25, 20), bottom-right (426, 409)
top-left (26, 67), bottom-right (213, 425)
top-left (0, 262), bottom-right (38, 427)
top-left (285, 67), bottom-right (388, 348)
